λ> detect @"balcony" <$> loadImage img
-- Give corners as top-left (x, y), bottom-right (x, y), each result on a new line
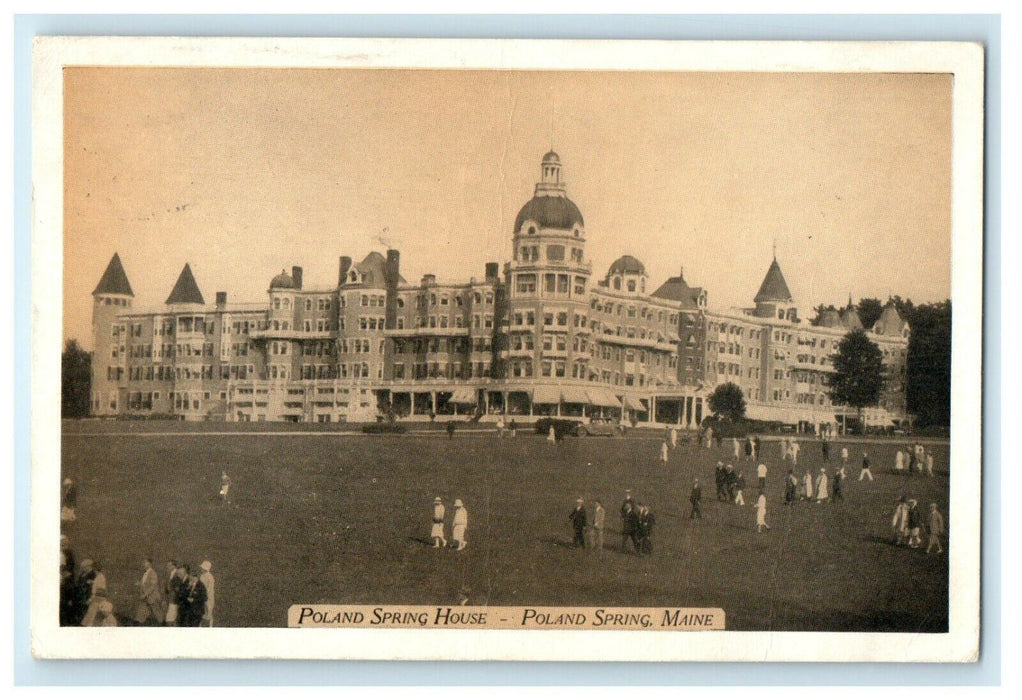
top-left (249, 328), bottom-right (334, 341)
top-left (384, 327), bottom-right (471, 338)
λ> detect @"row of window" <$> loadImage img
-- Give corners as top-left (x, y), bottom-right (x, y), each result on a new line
top-left (592, 299), bottom-right (679, 326)
top-left (514, 273), bottom-right (586, 297)
top-left (392, 362), bottom-right (492, 380)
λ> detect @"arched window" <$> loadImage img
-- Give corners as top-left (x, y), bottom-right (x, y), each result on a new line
top-left (613, 277), bottom-right (621, 290)
top-left (282, 298), bottom-right (290, 309)
top-left (627, 280), bottom-right (636, 292)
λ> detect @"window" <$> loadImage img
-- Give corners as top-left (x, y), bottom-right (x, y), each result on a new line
top-left (547, 244), bottom-right (565, 262)
top-left (516, 274), bottom-right (537, 295)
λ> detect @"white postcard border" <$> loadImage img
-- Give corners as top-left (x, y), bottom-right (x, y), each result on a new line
top-left (31, 36), bottom-right (984, 661)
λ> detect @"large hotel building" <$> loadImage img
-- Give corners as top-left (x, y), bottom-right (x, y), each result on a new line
top-left (88, 152), bottom-right (910, 431)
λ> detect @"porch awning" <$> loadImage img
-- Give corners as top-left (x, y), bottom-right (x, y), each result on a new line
top-left (620, 396), bottom-right (648, 412)
top-left (448, 387), bottom-right (477, 405)
top-left (586, 387), bottom-right (622, 408)
top-left (532, 385), bottom-right (561, 404)
top-left (560, 386), bottom-right (590, 404)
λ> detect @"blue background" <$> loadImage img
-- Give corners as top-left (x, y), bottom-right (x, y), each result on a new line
top-left (13, 13), bottom-right (1001, 686)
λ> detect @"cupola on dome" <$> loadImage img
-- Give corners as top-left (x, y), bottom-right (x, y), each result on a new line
top-left (270, 270), bottom-right (295, 289)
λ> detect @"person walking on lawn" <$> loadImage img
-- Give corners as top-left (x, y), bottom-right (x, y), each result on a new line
top-left (569, 498), bottom-right (587, 549)
top-left (689, 479), bottom-right (703, 519)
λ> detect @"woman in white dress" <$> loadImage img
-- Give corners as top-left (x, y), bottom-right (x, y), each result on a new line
top-left (430, 497), bottom-right (447, 548)
top-left (452, 499), bottom-right (468, 550)
top-left (815, 468), bottom-right (829, 503)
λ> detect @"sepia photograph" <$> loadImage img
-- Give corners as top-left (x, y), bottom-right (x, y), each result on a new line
top-left (32, 37), bottom-right (984, 661)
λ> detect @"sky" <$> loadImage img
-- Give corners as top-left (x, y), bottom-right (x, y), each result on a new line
top-left (63, 68), bottom-right (951, 349)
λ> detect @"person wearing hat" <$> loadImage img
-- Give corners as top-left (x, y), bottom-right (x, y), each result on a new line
top-left (60, 534), bottom-right (76, 577)
top-left (755, 490), bottom-right (771, 533)
top-left (61, 477), bottom-right (77, 523)
top-left (783, 469), bottom-right (798, 505)
top-left (906, 499), bottom-right (923, 548)
top-left (199, 560), bottom-right (216, 627)
top-left (815, 467), bottom-right (829, 503)
top-left (859, 452), bottom-right (874, 482)
top-left (927, 503), bottom-right (946, 554)
top-left (431, 497), bottom-right (447, 548)
top-left (133, 557), bottom-right (165, 626)
top-left (80, 560), bottom-right (109, 626)
top-left (164, 559), bottom-right (183, 626)
top-left (688, 479), bottom-right (702, 519)
top-left (451, 499), bottom-right (468, 551)
top-left (569, 498), bottom-right (587, 548)
top-left (620, 490), bottom-right (636, 552)
top-left (177, 564), bottom-right (208, 627)
top-left (714, 462), bottom-right (727, 502)
top-left (591, 500), bottom-right (606, 552)
top-left (219, 471), bottom-right (232, 504)
top-left (636, 505), bottom-right (656, 555)
top-left (891, 497), bottom-right (910, 546)
top-left (93, 599), bottom-right (118, 627)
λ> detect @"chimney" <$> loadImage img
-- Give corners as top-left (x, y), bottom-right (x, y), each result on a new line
top-left (384, 249), bottom-right (400, 331)
top-left (385, 250), bottom-right (401, 287)
top-left (291, 266), bottom-right (303, 290)
top-left (485, 262), bottom-right (499, 280)
top-left (338, 256), bottom-right (352, 287)
top-left (215, 291), bottom-right (227, 308)
top-left (421, 274), bottom-right (437, 287)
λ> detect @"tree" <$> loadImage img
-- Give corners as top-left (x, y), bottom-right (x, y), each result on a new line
top-left (829, 329), bottom-right (884, 428)
top-left (905, 300), bottom-right (951, 427)
top-left (856, 298), bottom-right (884, 330)
top-left (809, 303), bottom-right (828, 325)
top-left (62, 339), bottom-right (92, 418)
top-left (707, 382), bottom-right (746, 422)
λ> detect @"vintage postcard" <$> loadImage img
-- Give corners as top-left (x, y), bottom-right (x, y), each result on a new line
top-left (32, 37), bottom-right (983, 661)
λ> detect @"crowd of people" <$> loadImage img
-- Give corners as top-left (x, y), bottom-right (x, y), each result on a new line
top-left (59, 476), bottom-right (220, 627)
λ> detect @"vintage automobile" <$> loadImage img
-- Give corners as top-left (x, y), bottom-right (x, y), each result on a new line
top-left (575, 420), bottom-right (619, 437)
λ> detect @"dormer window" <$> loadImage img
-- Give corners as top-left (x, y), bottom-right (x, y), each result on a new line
top-left (528, 225), bottom-right (537, 235)
top-left (349, 271), bottom-right (358, 283)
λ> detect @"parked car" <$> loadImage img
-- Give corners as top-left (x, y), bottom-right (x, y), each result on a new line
top-left (576, 420), bottom-right (618, 437)
top-left (534, 418), bottom-right (582, 439)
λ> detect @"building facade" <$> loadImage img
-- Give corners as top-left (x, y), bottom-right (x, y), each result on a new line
top-left (89, 152), bottom-right (909, 430)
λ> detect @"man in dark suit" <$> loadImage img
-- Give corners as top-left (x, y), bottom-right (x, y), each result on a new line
top-left (177, 564), bottom-right (208, 627)
top-left (620, 491), bottom-right (635, 552)
top-left (637, 505), bottom-right (656, 555)
top-left (568, 498), bottom-right (587, 548)
top-left (688, 480), bottom-right (702, 519)
top-left (73, 558), bottom-right (97, 626)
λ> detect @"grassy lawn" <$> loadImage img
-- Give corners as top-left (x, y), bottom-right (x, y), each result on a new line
top-left (61, 422), bottom-right (949, 631)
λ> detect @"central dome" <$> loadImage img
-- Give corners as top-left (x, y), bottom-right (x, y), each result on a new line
top-left (514, 195), bottom-right (585, 233)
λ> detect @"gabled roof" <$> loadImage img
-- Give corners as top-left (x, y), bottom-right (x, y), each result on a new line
top-left (92, 253), bottom-right (134, 296)
top-left (651, 272), bottom-right (703, 309)
top-left (754, 258), bottom-right (793, 303)
top-left (165, 263), bottom-right (205, 305)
